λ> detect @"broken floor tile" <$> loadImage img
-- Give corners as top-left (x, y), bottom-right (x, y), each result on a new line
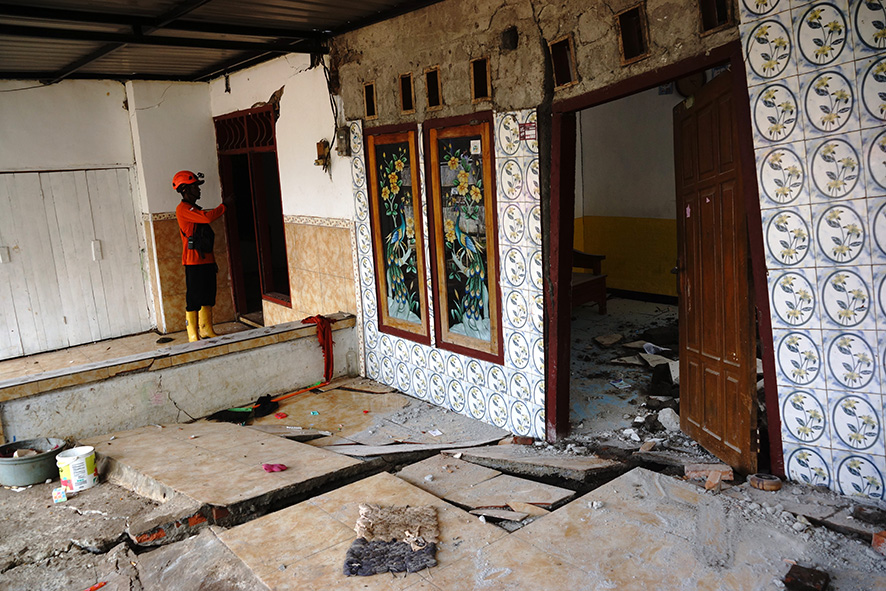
top-left (444, 474), bottom-right (574, 509)
top-left (397, 455), bottom-right (500, 498)
top-left (685, 463), bottom-right (734, 482)
top-left (443, 444), bottom-right (619, 482)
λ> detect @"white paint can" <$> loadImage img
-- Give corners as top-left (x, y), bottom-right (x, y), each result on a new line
top-left (56, 446), bottom-right (98, 492)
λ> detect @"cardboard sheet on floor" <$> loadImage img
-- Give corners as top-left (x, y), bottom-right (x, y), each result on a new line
top-left (397, 455), bottom-right (501, 498)
top-left (444, 474), bottom-right (574, 509)
top-left (443, 445), bottom-right (619, 481)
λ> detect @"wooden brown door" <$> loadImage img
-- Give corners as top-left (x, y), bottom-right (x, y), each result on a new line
top-left (674, 70), bottom-right (757, 473)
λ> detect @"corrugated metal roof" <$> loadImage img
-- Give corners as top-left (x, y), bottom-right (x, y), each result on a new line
top-left (0, 0), bottom-right (442, 82)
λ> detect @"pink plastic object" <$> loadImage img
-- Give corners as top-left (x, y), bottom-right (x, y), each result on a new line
top-left (274, 412), bottom-right (288, 419)
top-left (262, 463), bottom-right (287, 473)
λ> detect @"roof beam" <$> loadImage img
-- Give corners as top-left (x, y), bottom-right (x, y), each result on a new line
top-left (45, 0), bottom-right (210, 83)
top-left (0, 3), bottom-right (325, 40)
top-left (0, 24), bottom-right (322, 52)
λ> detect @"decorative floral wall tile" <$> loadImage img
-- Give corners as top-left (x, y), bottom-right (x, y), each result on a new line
top-left (822, 329), bottom-right (880, 390)
top-left (812, 200), bottom-right (870, 264)
top-left (799, 67), bottom-right (859, 137)
top-left (819, 266), bottom-right (874, 328)
top-left (740, 0), bottom-right (784, 25)
top-left (832, 449), bottom-right (885, 498)
top-left (781, 388), bottom-right (831, 445)
top-left (807, 133), bottom-right (865, 201)
top-left (851, 0), bottom-right (886, 56)
top-left (752, 78), bottom-right (804, 145)
top-left (793, 1), bottom-right (854, 73)
top-left (828, 390), bottom-right (884, 453)
top-left (764, 207), bottom-right (816, 267)
top-left (757, 142), bottom-right (811, 207)
top-left (856, 55), bottom-right (886, 127)
top-left (861, 126), bottom-right (886, 194)
top-left (769, 267), bottom-right (819, 327)
top-left (351, 111), bottom-right (547, 441)
top-left (743, 12), bottom-right (799, 84)
top-left (784, 443), bottom-right (833, 487)
top-left (775, 328), bottom-right (827, 388)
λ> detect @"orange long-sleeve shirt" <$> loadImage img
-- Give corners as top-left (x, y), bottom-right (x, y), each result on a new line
top-left (176, 201), bottom-right (226, 266)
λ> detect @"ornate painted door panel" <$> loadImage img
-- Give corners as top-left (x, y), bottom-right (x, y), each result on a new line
top-left (674, 70), bottom-right (758, 473)
top-left (366, 127), bottom-right (431, 343)
top-left (426, 119), bottom-right (503, 363)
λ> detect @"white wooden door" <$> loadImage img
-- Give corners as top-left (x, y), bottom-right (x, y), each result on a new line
top-left (0, 169), bottom-right (151, 359)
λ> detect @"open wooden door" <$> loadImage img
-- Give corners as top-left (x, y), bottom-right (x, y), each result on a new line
top-left (674, 69), bottom-right (757, 473)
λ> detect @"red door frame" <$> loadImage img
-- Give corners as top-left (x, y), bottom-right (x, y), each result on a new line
top-left (546, 40), bottom-right (784, 475)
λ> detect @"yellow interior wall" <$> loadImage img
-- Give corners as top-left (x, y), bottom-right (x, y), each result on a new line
top-left (574, 216), bottom-right (678, 297)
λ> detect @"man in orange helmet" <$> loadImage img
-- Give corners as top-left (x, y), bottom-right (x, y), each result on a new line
top-left (173, 170), bottom-right (227, 342)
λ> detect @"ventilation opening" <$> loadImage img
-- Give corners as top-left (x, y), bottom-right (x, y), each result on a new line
top-left (364, 82), bottom-right (377, 119)
top-left (426, 67), bottom-right (442, 110)
top-left (400, 74), bottom-right (415, 114)
top-left (617, 4), bottom-right (649, 65)
top-left (550, 35), bottom-right (577, 88)
top-left (699, 0), bottom-right (731, 32)
top-left (471, 57), bottom-right (491, 102)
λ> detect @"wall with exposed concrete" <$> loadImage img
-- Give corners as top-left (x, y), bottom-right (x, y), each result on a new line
top-left (330, 0), bottom-right (737, 123)
top-left (1, 325), bottom-right (358, 442)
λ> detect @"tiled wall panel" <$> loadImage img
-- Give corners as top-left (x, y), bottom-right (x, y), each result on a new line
top-left (741, 0), bottom-right (886, 499)
top-left (351, 112), bottom-right (546, 439)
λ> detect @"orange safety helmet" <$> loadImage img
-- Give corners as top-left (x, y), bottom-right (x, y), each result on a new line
top-left (172, 170), bottom-right (205, 191)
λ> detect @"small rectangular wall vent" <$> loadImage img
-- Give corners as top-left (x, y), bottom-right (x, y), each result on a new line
top-left (617, 4), bottom-right (650, 65)
top-left (400, 73), bottom-right (415, 114)
top-left (549, 35), bottom-right (577, 89)
top-left (471, 57), bottom-right (491, 102)
top-left (698, 0), bottom-right (732, 33)
top-left (426, 67), bottom-right (442, 110)
top-left (364, 82), bottom-right (377, 120)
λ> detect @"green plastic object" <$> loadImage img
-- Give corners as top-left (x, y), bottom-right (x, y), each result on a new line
top-left (0, 438), bottom-right (66, 486)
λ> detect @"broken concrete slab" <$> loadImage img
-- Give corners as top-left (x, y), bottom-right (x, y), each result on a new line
top-left (507, 500), bottom-right (550, 516)
top-left (470, 508), bottom-right (528, 521)
top-left (127, 490), bottom-right (205, 546)
top-left (137, 526), bottom-right (268, 590)
top-left (444, 474), bottom-right (574, 509)
top-left (248, 424), bottom-right (331, 441)
top-left (508, 468), bottom-right (885, 590)
top-left (217, 472), bottom-right (506, 590)
top-left (0, 479), bottom-right (157, 571)
top-left (442, 444), bottom-right (620, 482)
top-left (338, 377), bottom-right (397, 393)
top-left (0, 542), bottom-right (140, 591)
top-left (324, 437), bottom-right (504, 458)
top-left (594, 333), bottom-right (623, 347)
top-left (85, 422), bottom-right (371, 525)
top-left (396, 455), bottom-right (501, 498)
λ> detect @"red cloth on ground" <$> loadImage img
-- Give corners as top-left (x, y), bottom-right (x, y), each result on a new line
top-left (302, 315), bottom-right (334, 381)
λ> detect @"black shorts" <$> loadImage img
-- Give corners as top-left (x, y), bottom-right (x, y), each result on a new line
top-left (185, 263), bottom-right (218, 311)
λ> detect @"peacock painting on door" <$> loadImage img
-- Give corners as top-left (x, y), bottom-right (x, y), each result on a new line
top-left (366, 126), bottom-right (431, 344)
top-left (427, 118), bottom-right (503, 363)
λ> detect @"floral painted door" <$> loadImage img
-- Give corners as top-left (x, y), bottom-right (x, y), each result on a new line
top-left (674, 69), bottom-right (758, 474)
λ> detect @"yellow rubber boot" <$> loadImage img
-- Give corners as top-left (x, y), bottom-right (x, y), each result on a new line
top-left (186, 311), bottom-right (200, 342)
top-left (199, 306), bottom-right (218, 338)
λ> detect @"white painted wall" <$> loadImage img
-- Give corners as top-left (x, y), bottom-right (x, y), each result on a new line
top-left (579, 87), bottom-right (683, 220)
top-left (126, 81), bottom-right (220, 213)
top-left (0, 80), bottom-right (134, 171)
top-left (209, 55), bottom-right (354, 220)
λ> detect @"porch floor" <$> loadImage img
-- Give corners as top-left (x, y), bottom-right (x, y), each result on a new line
top-left (0, 322), bottom-right (251, 383)
top-left (2, 381), bottom-right (884, 590)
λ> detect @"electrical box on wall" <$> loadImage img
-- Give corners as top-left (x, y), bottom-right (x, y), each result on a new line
top-left (335, 126), bottom-right (351, 157)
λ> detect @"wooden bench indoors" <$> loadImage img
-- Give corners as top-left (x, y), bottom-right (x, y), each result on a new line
top-left (572, 250), bottom-right (607, 314)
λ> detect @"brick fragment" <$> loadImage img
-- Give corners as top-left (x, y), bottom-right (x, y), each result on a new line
top-left (873, 530), bottom-right (886, 557)
top-left (135, 528), bottom-right (166, 544)
top-left (188, 513), bottom-right (208, 527)
top-left (783, 564), bottom-right (830, 591)
top-left (705, 471), bottom-right (722, 492)
top-left (211, 506), bottom-right (230, 522)
top-left (512, 436), bottom-right (534, 445)
top-left (685, 463), bottom-right (733, 482)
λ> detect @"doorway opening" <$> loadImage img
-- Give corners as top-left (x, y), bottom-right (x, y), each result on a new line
top-left (215, 106), bottom-right (290, 327)
top-left (548, 44), bottom-right (779, 475)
